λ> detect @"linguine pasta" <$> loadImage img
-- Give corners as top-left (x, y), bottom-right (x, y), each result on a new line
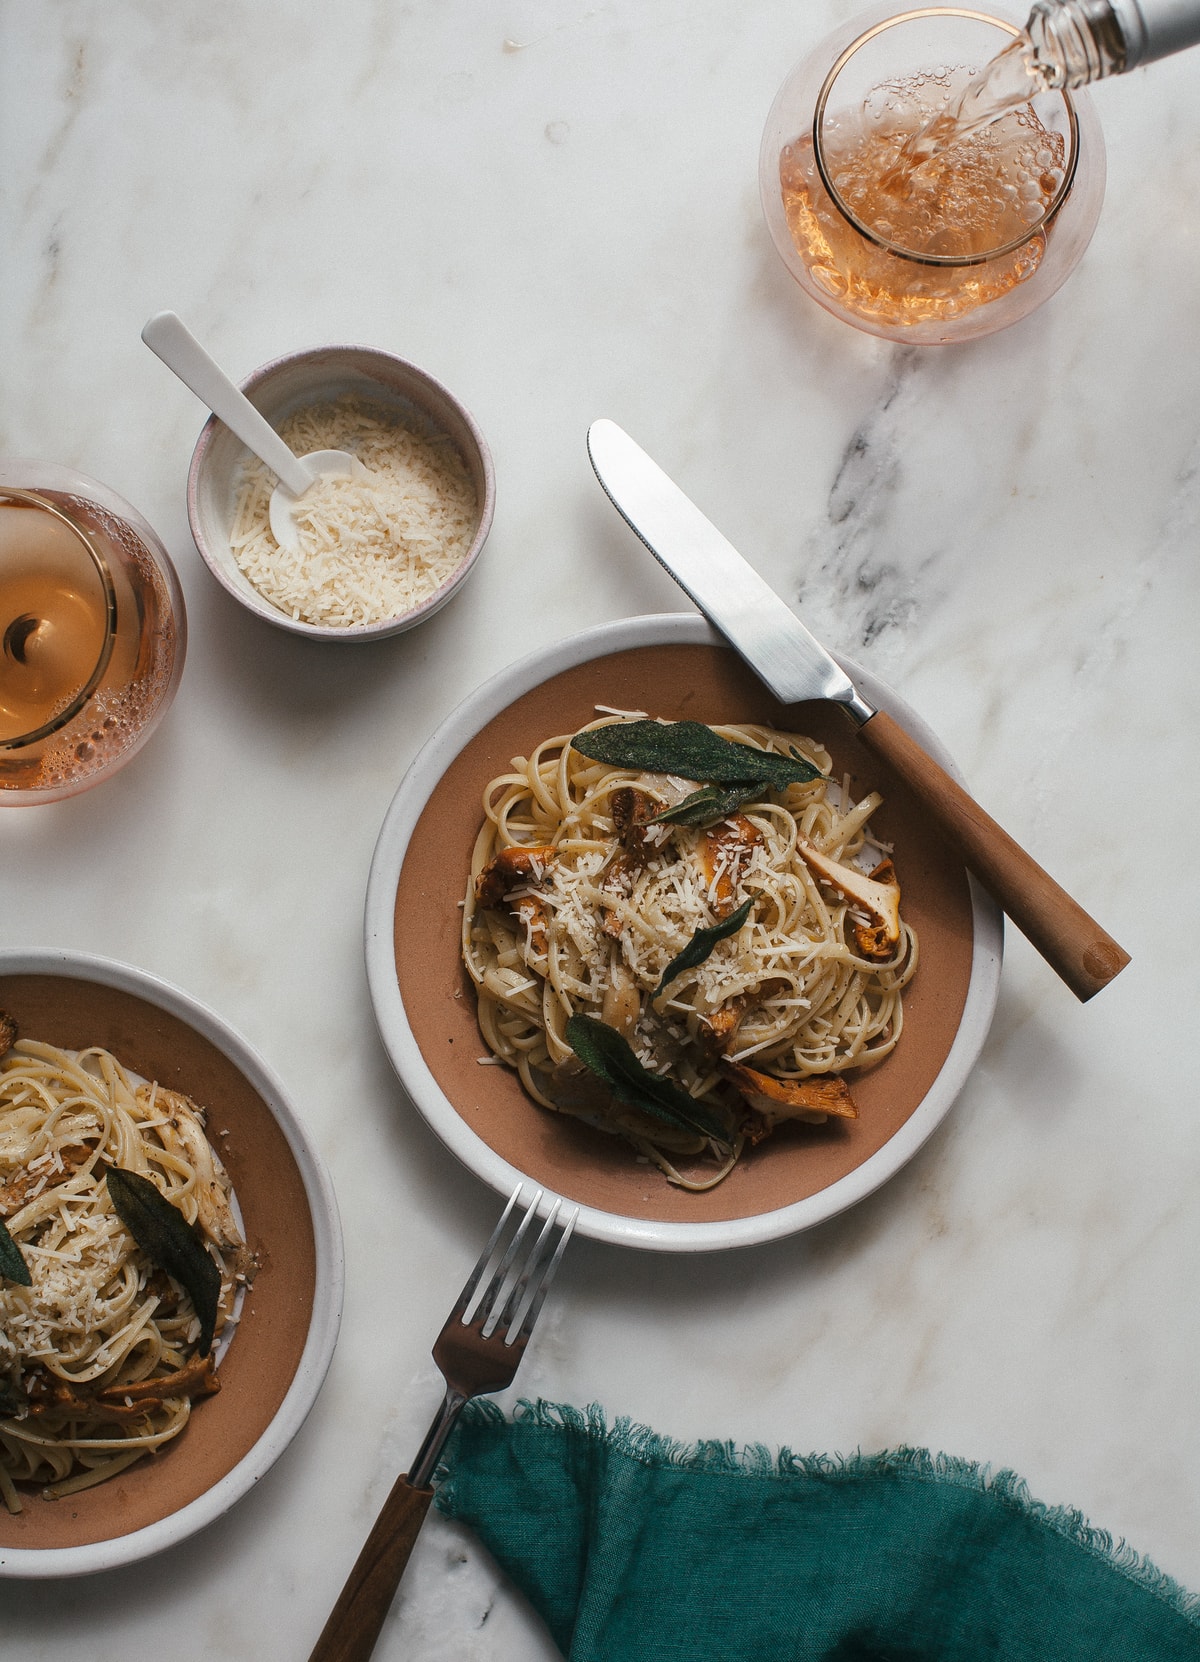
top-left (0, 1038), bottom-right (249, 1509)
top-left (462, 716), bottom-right (918, 1189)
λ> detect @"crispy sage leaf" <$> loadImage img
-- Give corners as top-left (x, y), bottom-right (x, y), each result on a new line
top-left (565, 1015), bottom-right (731, 1146)
top-left (648, 783), bottom-right (763, 829)
top-left (0, 1215), bottom-right (31, 1288)
top-left (571, 720), bottom-right (820, 788)
top-left (654, 898), bottom-right (754, 998)
top-left (106, 1167), bottom-right (221, 1356)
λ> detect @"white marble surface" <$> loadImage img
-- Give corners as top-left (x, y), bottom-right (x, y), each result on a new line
top-left (3, 0), bottom-right (1200, 1654)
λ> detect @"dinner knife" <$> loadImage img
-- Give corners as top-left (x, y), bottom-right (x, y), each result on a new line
top-left (586, 417), bottom-right (1129, 1002)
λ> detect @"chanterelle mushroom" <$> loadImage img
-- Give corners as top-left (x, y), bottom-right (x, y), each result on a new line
top-left (474, 845), bottom-right (557, 908)
top-left (698, 814), bottom-right (762, 918)
top-left (610, 786), bottom-right (656, 850)
top-left (475, 845), bottom-right (557, 959)
top-left (795, 842), bottom-right (901, 960)
top-left (722, 1060), bottom-right (858, 1130)
top-left (600, 788), bottom-right (657, 937)
top-left (702, 980), bottom-right (788, 1053)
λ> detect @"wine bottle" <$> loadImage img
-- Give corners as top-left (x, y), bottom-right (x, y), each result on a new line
top-left (1027, 0), bottom-right (1200, 86)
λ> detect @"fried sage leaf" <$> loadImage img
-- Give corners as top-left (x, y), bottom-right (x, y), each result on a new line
top-left (565, 1015), bottom-right (731, 1146)
top-left (0, 1216), bottom-right (31, 1288)
top-left (648, 783), bottom-right (764, 829)
top-left (106, 1167), bottom-right (221, 1355)
top-left (654, 898), bottom-right (754, 998)
top-left (571, 720), bottom-right (820, 788)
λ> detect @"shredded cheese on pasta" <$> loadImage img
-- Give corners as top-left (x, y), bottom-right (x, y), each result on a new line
top-left (0, 1040), bottom-right (248, 1509)
top-left (462, 716), bottom-right (918, 1188)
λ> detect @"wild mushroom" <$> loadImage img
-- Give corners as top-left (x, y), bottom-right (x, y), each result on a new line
top-left (722, 1059), bottom-right (858, 1129)
top-left (474, 845), bottom-right (557, 908)
top-left (795, 842), bottom-right (901, 961)
top-left (475, 845), bottom-right (557, 957)
top-left (702, 979), bottom-right (788, 1053)
top-left (698, 814), bottom-right (762, 918)
top-left (96, 1352), bottom-right (220, 1404)
top-left (600, 788), bottom-right (658, 936)
top-left (610, 786), bottom-right (656, 849)
top-left (599, 958), bottom-right (642, 1036)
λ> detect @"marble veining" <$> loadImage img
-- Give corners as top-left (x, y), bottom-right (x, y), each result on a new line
top-left (798, 348), bottom-right (941, 652)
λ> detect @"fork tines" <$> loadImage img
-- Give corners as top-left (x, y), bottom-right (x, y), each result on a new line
top-left (457, 1186), bottom-right (576, 1345)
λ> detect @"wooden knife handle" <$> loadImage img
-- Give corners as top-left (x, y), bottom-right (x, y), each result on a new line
top-left (856, 708), bottom-right (1129, 1002)
top-left (307, 1474), bottom-right (435, 1662)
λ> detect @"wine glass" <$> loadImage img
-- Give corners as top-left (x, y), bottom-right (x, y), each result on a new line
top-left (759, 4), bottom-right (1106, 343)
top-left (0, 463), bottom-right (186, 804)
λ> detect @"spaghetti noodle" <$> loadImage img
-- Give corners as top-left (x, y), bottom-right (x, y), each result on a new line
top-left (0, 1037), bottom-right (249, 1508)
top-left (462, 715), bottom-right (917, 1188)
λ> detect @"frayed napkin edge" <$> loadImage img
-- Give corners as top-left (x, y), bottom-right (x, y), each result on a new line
top-left (436, 1397), bottom-right (1200, 1632)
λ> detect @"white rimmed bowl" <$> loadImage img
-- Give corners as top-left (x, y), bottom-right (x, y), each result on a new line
top-left (0, 949), bottom-right (343, 1578)
top-left (186, 345), bottom-right (495, 642)
top-left (364, 612), bottom-right (1003, 1252)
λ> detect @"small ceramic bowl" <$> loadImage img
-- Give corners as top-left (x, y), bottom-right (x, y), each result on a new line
top-left (186, 345), bottom-right (495, 642)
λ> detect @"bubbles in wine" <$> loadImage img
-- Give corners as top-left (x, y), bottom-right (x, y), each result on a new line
top-left (780, 61), bottom-right (1067, 327)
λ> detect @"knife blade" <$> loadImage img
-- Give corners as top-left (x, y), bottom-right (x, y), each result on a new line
top-left (586, 418), bottom-right (1129, 1002)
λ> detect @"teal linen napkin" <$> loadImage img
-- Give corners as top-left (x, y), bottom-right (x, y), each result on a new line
top-left (437, 1401), bottom-right (1200, 1661)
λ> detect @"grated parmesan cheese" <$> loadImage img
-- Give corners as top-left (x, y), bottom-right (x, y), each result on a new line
top-left (228, 394), bottom-right (479, 628)
top-left (463, 718), bottom-right (919, 1193)
top-left (0, 1040), bottom-right (251, 1504)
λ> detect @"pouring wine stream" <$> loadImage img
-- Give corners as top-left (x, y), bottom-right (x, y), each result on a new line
top-left (888, 0), bottom-right (1200, 186)
top-left (141, 312), bottom-right (362, 551)
top-left (880, 36), bottom-right (1044, 188)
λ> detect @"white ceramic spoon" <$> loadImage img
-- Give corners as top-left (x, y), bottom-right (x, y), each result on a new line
top-left (142, 311), bottom-right (362, 550)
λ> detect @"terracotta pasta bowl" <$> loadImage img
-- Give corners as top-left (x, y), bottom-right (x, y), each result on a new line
top-left (0, 950), bottom-right (343, 1577)
top-left (365, 614), bottom-right (1003, 1251)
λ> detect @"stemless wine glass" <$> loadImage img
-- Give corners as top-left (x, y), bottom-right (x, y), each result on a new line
top-left (0, 463), bottom-right (186, 805)
top-left (759, 5), bottom-right (1106, 343)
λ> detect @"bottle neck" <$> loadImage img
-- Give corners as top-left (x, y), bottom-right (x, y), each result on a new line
top-left (1027, 0), bottom-right (1127, 86)
top-left (1028, 0), bottom-right (1200, 83)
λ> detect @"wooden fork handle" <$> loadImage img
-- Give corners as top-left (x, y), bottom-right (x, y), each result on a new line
top-left (307, 1474), bottom-right (435, 1662)
top-left (856, 709), bottom-right (1130, 1002)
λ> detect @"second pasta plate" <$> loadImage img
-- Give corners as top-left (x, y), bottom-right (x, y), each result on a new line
top-left (0, 951), bottom-right (343, 1577)
top-left (364, 613), bottom-right (1002, 1250)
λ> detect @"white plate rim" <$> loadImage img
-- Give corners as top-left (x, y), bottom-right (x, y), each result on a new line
top-left (0, 947), bottom-right (345, 1580)
top-left (364, 612), bottom-right (1003, 1252)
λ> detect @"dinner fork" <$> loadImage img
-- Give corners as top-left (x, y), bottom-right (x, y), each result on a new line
top-left (307, 1185), bottom-right (577, 1662)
